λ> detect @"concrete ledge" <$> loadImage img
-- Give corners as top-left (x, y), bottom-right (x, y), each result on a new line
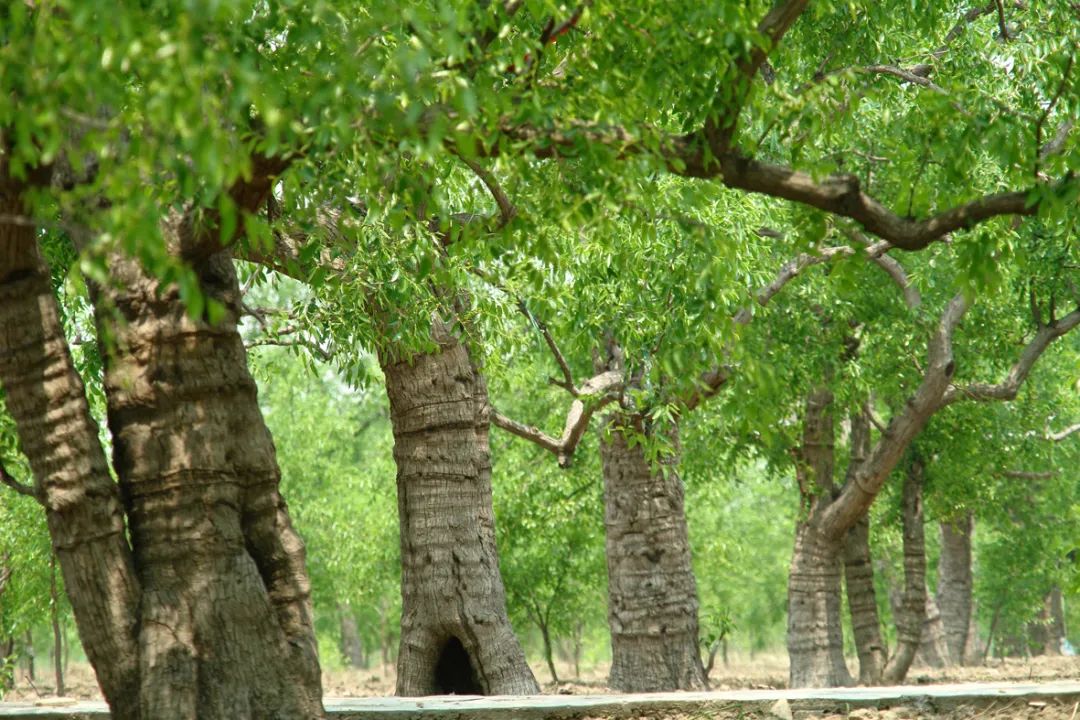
top-left (2, 681), bottom-right (1080, 719)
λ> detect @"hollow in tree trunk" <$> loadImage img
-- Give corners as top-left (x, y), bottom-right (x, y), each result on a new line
top-left (381, 325), bottom-right (538, 696)
top-left (936, 514), bottom-right (974, 664)
top-left (787, 389), bottom-right (853, 688)
top-left (600, 416), bottom-right (707, 692)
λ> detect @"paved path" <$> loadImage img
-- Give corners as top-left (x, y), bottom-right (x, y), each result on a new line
top-left (2, 681), bottom-right (1079, 719)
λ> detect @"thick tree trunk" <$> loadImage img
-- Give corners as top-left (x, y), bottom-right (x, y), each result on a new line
top-left (787, 389), bottom-right (853, 689)
top-left (844, 516), bottom-right (885, 685)
top-left (381, 327), bottom-right (538, 696)
top-left (937, 514), bottom-right (974, 664)
top-left (0, 178), bottom-right (141, 718)
top-left (96, 248), bottom-right (324, 718)
top-left (600, 417), bottom-right (707, 692)
top-left (883, 455), bottom-right (927, 683)
top-left (842, 411), bottom-right (885, 685)
top-left (915, 594), bottom-right (952, 668)
top-left (339, 604), bottom-right (366, 668)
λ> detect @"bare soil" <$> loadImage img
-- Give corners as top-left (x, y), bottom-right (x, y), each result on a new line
top-left (4, 653), bottom-right (1078, 719)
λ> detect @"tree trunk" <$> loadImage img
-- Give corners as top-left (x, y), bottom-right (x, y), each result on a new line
top-left (95, 247), bottom-right (324, 718)
top-left (936, 514), bottom-right (974, 664)
top-left (23, 631), bottom-right (33, 683)
top-left (539, 619), bottom-right (559, 685)
top-left (49, 554), bottom-right (64, 697)
top-left (883, 454), bottom-right (927, 683)
top-left (381, 326), bottom-right (538, 696)
top-left (787, 389), bottom-right (853, 688)
top-left (339, 604), bottom-right (366, 668)
top-left (915, 594), bottom-right (952, 668)
top-left (600, 417), bottom-right (707, 692)
top-left (0, 178), bottom-right (141, 718)
top-left (1041, 586), bottom-right (1065, 656)
top-left (842, 411), bottom-right (885, 685)
top-left (844, 516), bottom-right (885, 685)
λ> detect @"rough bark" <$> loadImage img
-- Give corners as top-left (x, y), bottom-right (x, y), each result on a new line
top-left (787, 389), bottom-right (854, 688)
top-left (600, 417), bottom-right (707, 692)
top-left (844, 517), bottom-right (885, 684)
top-left (916, 594), bottom-right (952, 668)
top-left (883, 455), bottom-right (927, 683)
top-left (96, 245), bottom-right (323, 719)
top-left (1038, 586), bottom-right (1065, 656)
top-left (0, 173), bottom-right (141, 719)
top-left (842, 411), bottom-right (885, 686)
top-left (937, 514), bottom-right (974, 664)
top-left (381, 326), bottom-right (538, 696)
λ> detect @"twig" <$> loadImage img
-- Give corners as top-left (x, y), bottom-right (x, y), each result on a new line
top-left (0, 460), bottom-right (39, 502)
top-left (994, 0), bottom-right (1010, 40)
top-left (1048, 422), bottom-right (1080, 442)
top-left (1035, 54), bottom-right (1074, 177)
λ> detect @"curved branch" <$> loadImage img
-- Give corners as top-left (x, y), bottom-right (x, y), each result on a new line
top-left (0, 460), bottom-right (39, 502)
top-left (942, 307), bottom-right (1080, 404)
top-left (1048, 422), bottom-right (1080, 442)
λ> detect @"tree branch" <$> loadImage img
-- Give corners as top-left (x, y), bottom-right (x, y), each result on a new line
top-left (490, 369), bottom-right (622, 466)
top-left (1000, 469), bottom-right (1059, 480)
top-left (942, 307), bottom-right (1080, 404)
top-left (493, 122), bottom-right (1052, 251)
top-left (821, 293), bottom-right (971, 539)
top-left (458, 155), bottom-right (517, 228)
top-left (516, 299), bottom-right (576, 392)
top-left (1047, 422), bottom-right (1080, 442)
top-left (0, 460), bottom-right (40, 502)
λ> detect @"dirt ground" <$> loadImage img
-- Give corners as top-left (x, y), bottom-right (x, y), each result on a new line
top-left (4, 654), bottom-right (1079, 719)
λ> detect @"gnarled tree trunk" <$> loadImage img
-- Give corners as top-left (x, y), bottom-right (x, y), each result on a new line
top-left (96, 247), bottom-right (323, 718)
top-left (937, 514), bottom-right (974, 664)
top-left (0, 174), bottom-right (141, 718)
top-left (883, 454), bottom-right (927, 683)
top-left (600, 417), bottom-right (706, 692)
top-left (842, 411), bottom-right (885, 686)
top-left (787, 389), bottom-right (854, 688)
top-left (381, 326), bottom-right (538, 696)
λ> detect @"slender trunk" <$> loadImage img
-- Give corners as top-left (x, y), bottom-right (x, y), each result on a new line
top-left (539, 619), bottom-right (559, 685)
top-left (600, 416), bottom-right (707, 692)
top-left (96, 247), bottom-right (323, 718)
top-left (339, 604), bottom-right (366, 668)
top-left (936, 514), bottom-right (974, 664)
top-left (382, 325), bottom-right (538, 696)
top-left (49, 554), bottom-right (64, 697)
top-left (0, 557), bottom-right (10, 692)
top-left (0, 178), bottom-right (140, 718)
top-left (572, 620), bottom-right (583, 680)
top-left (23, 631), bottom-right (34, 683)
top-left (883, 454), bottom-right (927, 683)
top-left (1047, 586), bottom-right (1065, 655)
top-left (787, 389), bottom-right (853, 688)
top-left (841, 410), bottom-right (885, 685)
top-left (844, 515), bottom-right (885, 684)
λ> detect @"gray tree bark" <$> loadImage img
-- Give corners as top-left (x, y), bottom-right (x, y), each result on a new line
top-left (339, 604), bottom-right (366, 668)
top-left (883, 454), bottom-right (928, 683)
top-left (381, 325), bottom-right (538, 696)
top-left (936, 514), bottom-right (975, 664)
top-left (842, 411), bottom-right (885, 686)
top-left (2, 159), bottom-right (325, 717)
top-left (95, 244), bottom-right (324, 718)
top-left (787, 389), bottom-right (854, 688)
top-left (600, 416), bottom-right (707, 692)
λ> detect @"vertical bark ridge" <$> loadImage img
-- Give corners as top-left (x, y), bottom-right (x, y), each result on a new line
top-left (0, 181), bottom-right (141, 719)
top-left (936, 514), bottom-right (974, 664)
top-left (97, 249), bottom-right (323, 719)
top-left (382, 327), bottom-right (537, 696)
top-left (883, 454), bottom-right (927, 683)
top-left (787, 389), bottom-right (853, 688)
top-left (600, 418), bottom-right (706, 692)
top-left (842, 411), bottom-right (885, 685)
